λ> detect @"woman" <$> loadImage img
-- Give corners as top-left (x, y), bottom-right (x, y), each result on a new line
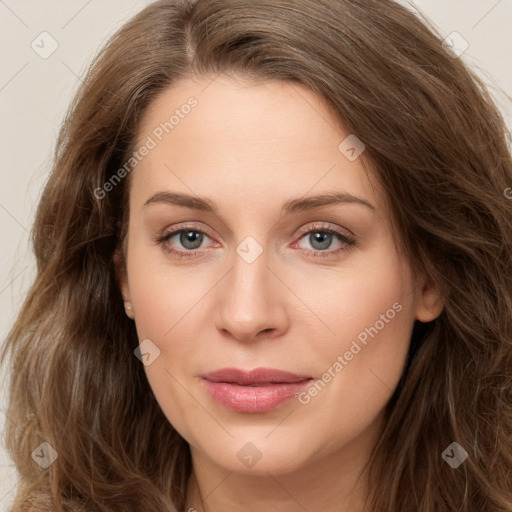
top-left (2, 0), bottom-right (511, 511)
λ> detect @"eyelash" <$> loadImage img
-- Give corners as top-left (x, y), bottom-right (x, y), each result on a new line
top-left (154, 222), bottom-right (356, 260)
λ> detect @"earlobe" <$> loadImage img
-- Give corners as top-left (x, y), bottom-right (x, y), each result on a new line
top-left (113, 249), bottom-right (134, 319)
top-left (124, 303), bottom-right (135, 319)
top-left (415, 273), bottom-right (444, 323)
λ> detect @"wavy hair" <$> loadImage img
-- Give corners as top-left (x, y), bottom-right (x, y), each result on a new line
top-left (2, 0), bottom-right (511, 510)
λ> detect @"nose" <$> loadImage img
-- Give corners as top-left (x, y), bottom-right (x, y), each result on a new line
top-left (215, 247), bottom-right (289, 343)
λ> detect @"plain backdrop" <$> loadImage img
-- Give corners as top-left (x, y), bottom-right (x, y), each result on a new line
top-left (0, 0), bottom-right (511, 508)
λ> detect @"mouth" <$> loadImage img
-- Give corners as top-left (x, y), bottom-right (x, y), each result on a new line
top-left (200, 367), bottom-right (313, 413)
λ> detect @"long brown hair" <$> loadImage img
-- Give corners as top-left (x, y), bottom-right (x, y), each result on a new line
top-left (2, 1), bottom-right (511, 510)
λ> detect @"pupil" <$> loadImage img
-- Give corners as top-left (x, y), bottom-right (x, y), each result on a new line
top-left (181, 230), bottom-right (203, 249)
top-left (312, 232), bottom-right (332, 250)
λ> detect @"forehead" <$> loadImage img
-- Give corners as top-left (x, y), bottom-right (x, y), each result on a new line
top-left (131, 74), bottom-right (385, 215)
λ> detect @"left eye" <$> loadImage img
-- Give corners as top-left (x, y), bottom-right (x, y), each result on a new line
top-left (295, 230), bottom-right (347, 252)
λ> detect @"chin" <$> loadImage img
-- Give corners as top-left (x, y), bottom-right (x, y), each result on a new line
top-left (194, 433), bottom-right (317, 476)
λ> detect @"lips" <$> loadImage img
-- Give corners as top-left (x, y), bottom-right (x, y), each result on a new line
top-left (201, 367), bottom-right (313, 413)
top-left (202, 367), bottom-right (312, 385)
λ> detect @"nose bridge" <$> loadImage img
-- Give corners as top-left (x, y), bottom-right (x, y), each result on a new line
top-left (215, 234), bottom-right (286, 339)
top-left (228, 237), bottom-right (272, 310)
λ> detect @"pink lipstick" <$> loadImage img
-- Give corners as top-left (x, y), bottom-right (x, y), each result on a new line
top-left (201, 367), bottom-right (313, 413)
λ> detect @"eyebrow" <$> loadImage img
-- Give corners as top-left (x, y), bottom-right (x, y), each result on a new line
top-left (143, 191), bottom-right (375, 214)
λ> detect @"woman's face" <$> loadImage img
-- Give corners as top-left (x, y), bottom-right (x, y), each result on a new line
top-left (116, 74), bottom-right (442, 477)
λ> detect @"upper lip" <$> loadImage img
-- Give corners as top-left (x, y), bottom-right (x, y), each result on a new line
top-left (201, 367), bottom-right (313, 385)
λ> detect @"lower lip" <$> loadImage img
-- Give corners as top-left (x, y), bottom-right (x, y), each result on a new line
top-left (202, 379), bottom-right (312, 413)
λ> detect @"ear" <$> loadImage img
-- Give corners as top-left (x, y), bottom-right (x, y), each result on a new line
top-left (414, 272), bottom-right (444, 323)
top-left (113, 249), bottom-right (134, 319)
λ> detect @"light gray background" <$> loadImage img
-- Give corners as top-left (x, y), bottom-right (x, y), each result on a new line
top-left (0, 0), bottom-right (511, 508)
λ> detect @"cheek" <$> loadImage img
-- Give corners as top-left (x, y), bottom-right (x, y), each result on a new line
top-left (300, 251), bottom-right (416, 420)
top-left (330, 264), bottom-right (414, 356)
top-left (126, 242), bottom-right (213, 341)
top-left (126, 249), bottom-right (217, 445)
top-left (292, 240), bottom-right (416, 357)
top-left (322, 300), bottom-right (413, 407)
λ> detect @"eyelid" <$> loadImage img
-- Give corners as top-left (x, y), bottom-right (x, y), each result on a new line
top-left (159, 221), bottom-right (217, 242)
top-left (160, 220), bottom-right (354, 241)
top-left (294, 221), bottom-right (355, 240)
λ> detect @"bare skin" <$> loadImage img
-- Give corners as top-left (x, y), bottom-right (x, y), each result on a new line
top-left (115, 74), bottom-right (443, 512)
